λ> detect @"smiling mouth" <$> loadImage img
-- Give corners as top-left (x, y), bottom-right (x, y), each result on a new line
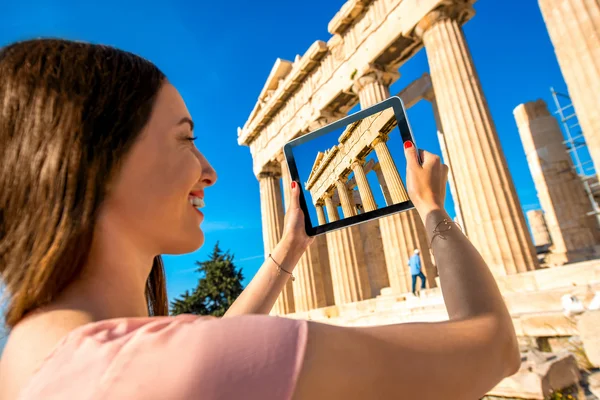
top-left (189, 195), bottom-right (205, 210)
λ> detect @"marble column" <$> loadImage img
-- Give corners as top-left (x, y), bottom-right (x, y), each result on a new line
top-left (280, 158), bottom-right (329, 312)
top-left (527, 210), bottom-right (552, 247)
top-left (416, 4), bottom-right (539, 275)
top-left (514, 100), bottom-right (599, 264)
top-left (372, 136), bottom-right (409, 204)
top-left (353, 66), bottom-right (436, 293)
top-left (374, 164), bottom-right (393, 206)
top-left (538, 0), bottom-right (600, 183)
top-left (351, 159), bottom-right (378, 212)
top-left (324, 193), bottom-right (339, 222)
top-left (352, 63), bottom-right (399, 107)
top-left (316, 203), bottom-right (327, 225)
top-left (336, 178), bottom-right (356, 218)
top-left (259, 163), bottom-right (294, 314)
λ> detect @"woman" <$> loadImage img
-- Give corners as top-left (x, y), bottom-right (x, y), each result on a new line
top-left (0, 39), bottom-right (520, 399)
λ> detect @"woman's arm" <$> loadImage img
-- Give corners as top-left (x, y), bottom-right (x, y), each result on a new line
top-left (225, 181), bottom-right (312, 316)
top-left (293, 143), bottom-right (520, 400)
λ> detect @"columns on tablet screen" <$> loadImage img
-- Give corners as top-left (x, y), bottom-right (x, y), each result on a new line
top-left (316, 202), bottom-right (327, 225)
top-left (371, 135), bottom-right (409, 204)
top-left (258, 162), bottom-right (295, 314)
top-left (335, 179), bottom-right (357, 218)
top-left (416, 3), bottom-right (539, 275)
top-left (351, 160), bottom-right (378, 212)
top-left (373, 164), bottom-right (393, 207)
top-left (324, 194), bottom-right (340, 222)
top-left (538, 0), bottom-right (600, 184)
top-left (514, 100), bottom-right (600, 265)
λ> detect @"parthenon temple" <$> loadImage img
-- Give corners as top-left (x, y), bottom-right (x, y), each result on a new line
top-left (306, 108), bottom-right (408, 225)
top-left (239, 0), bottom-right (600, 396)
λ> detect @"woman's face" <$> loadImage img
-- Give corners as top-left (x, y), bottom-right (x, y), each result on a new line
top-left (99, 83), bottom-right (217, 255)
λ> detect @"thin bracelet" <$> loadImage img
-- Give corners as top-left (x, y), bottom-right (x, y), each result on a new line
top-left (269, 254), bottom-right (295, 281)
top-left (429, 218), bottom-right (462, 247)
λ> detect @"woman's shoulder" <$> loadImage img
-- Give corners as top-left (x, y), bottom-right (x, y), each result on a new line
top-left (17, 314), bottom-right (308, 400)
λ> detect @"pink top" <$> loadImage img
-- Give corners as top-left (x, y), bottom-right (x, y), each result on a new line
top-left (18, 314), bottom-right (308, 400)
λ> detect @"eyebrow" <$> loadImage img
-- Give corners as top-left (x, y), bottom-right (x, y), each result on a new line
top-left (177, 117), bottom-right (194, 131)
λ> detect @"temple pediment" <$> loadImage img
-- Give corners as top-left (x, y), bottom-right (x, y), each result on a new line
top-left (245, 58), bottom-right (293, 128)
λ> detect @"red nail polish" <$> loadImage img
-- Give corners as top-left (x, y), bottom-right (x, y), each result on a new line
top-left (291, 181), bottom-right (297, 189)
top-left (404, 141), bottom-right (413, 149)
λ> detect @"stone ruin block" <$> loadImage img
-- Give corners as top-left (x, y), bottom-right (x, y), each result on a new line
top-left (488, 350), bottom-right (581, 399)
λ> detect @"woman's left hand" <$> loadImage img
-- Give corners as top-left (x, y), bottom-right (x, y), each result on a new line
top-left (282, 180), bottom-right (314, 250)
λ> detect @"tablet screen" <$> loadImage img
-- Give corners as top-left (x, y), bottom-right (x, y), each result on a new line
top-left (284, 97), bottom-right (415, 236)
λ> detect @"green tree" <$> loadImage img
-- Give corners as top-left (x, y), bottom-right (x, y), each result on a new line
top-left (170, 242), bottom-right (244, 317)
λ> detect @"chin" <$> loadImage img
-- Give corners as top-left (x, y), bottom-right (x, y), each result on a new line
top-left (164, 229), bottom-right (205, 255)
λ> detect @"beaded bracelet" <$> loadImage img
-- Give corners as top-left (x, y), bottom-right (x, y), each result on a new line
top-left (269, 254), bottom-right (295, 281)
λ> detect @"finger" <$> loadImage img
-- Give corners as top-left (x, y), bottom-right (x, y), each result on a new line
top-left (404, 141), bottom-right (420, 169)
top-left (420, 150), bottom-right (441, 167)
top-left (289, 180), bottom-right (301, 210)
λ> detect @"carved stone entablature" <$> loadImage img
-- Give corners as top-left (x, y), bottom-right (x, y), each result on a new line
top-left (328, 0), bottom-right (373, 36)
top-left (306, 109), bottom-right (346, 132)
top-left (240, 0), bottom-right (479, 178)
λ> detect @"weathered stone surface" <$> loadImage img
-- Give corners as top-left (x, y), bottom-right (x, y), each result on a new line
top-left (588, 371), bottom-right (600, 398)
top-left (418, 3), bottom-right (539, 276)
top-left (515, 100), bottom-right (599, 264)
top-left (527, 210), bottom-right (552, 248)
top-left (489, 350), bottom-right (581, 399)
top-left (239, 0), bottom-right (477, 177)
top-left (538, 0), bottom-right (600, 184)
top-left (578, 310), bottom-right (600, 367)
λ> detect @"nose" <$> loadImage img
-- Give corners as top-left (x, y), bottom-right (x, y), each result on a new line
top-left (198, 152), bottom-right (217, 187)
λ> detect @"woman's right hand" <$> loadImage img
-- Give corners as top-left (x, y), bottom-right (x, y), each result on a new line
top-left (404, 141), bottom-right (449, 222)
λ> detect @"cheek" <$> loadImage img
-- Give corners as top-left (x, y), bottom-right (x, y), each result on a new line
top-left (114, 149), bottom-right (199, 220)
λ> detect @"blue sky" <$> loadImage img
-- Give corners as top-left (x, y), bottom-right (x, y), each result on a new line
top-left (0, 0), bottom-right (586, 347)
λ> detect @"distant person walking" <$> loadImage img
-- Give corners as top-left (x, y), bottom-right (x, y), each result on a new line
top-left (409, 249), bottom-right (426, 295)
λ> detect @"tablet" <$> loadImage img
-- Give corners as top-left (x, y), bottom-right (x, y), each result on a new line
top-left (283, 96), bottom-right (418, 237)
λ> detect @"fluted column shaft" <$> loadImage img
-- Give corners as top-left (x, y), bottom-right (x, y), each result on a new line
top-left (316, 204), bottom-right (327, 225)
top-left (352, 160), bottom-right (378, 211)
top-left (539, 0), bottom-right (600, 182)
top-left (259, 167), bottom-right (294, 314)
top-left (372, 137), bottom-right (409, 204)
top-left (420, 10), bottom-right (539, 275)
top-left (336, 179), bottom-right (356, 218)
top-left (515, 100), bottom-right (599, 263)
top-left (527, 210), bottom-right (552, 247)
top-left (354, 67), bottom-right (435, 293)
top-left (324, 195), bottom-right (339, 222)
top-left (374, 165), bottom-right (393, 206)
top-left (325, 226), bottom-right (372, 304)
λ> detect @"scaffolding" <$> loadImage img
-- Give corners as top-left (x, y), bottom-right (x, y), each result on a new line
top-left (550, 87), bottom-right (600, 221)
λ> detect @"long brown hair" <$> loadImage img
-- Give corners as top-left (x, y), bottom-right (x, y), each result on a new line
top-left (0, 39), bottom-right (169, 328)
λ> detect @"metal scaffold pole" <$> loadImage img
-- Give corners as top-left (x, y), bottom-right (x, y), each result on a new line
top-left (550, 87), bottom-right (600, 225)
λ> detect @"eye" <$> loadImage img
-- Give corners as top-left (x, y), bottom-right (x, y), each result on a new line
top-left (186, 136), bottom-right (198, 142)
